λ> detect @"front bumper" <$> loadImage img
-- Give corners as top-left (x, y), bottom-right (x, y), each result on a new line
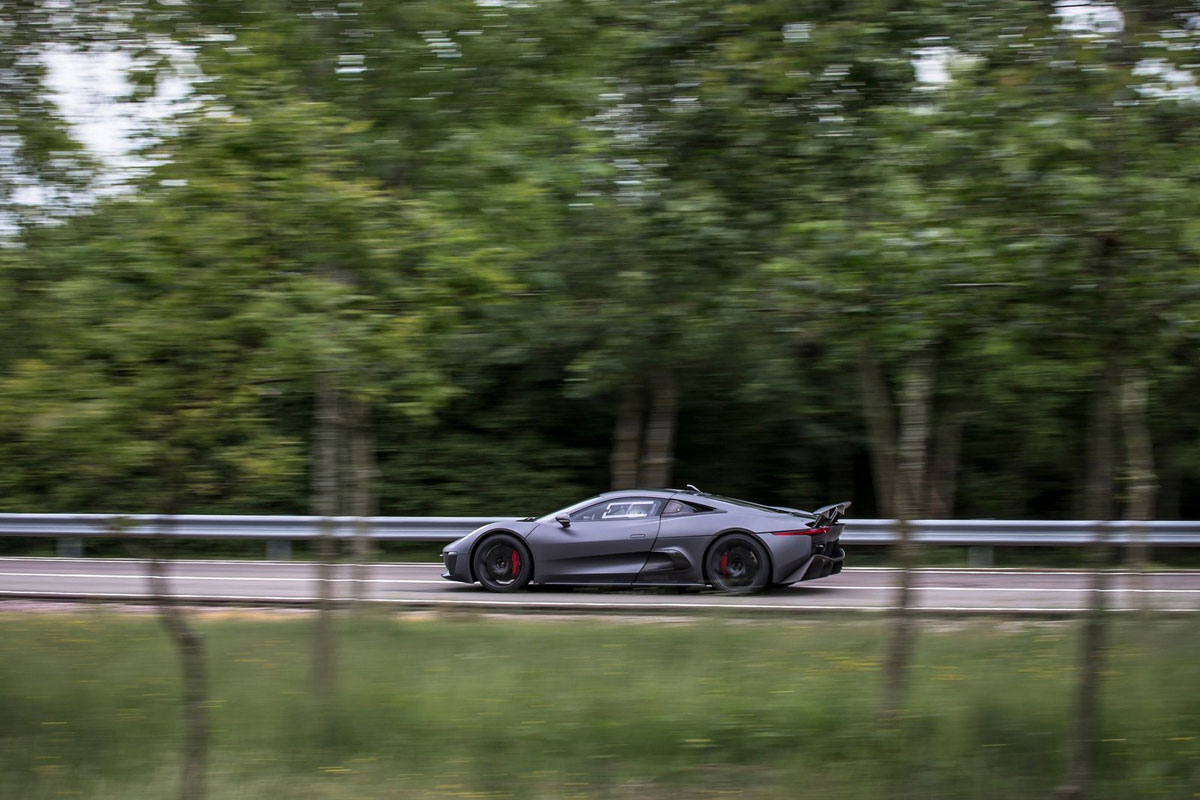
top-left (440, 549), bottom-right (472, 583)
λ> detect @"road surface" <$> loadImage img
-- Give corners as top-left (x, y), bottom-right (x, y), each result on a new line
top-left (2, 557), bottom-right (1199, 614)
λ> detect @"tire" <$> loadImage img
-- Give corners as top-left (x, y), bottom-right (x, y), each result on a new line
top-left (706, 533), bottom-right (771, 594)
top-left (473, 534), bottom-right (533, 592)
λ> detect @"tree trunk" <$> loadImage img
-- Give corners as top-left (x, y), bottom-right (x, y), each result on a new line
top-left (312, 370), bottom-right (340, 729)
top-left (124, 521), bottom-right (208, 800)
top-left (1157, 451), bottom-right (1179, 520)
top-left (1056, 378), bottom-right (1117, 799)
top-left (611, 382), bottom-right (645, 489)
top-left (1083, 381), bottom-right (1116, 523)
top-left (121, 448), bottom-right (208, 800)
top-left (880, 350), bottom-right (934, 721)
top-left (1119, 368), bottom-right (1155, 574)
top-left (857, 349), bottom-right (897, 518)
top-left (828, 443), bottom-right (854, 510)
top-left (143, 554), bottom-right (208, 800)
top-left (924, 406), bottom-right (965, 518)
top-left (347, 396), bottom-right (377, 604)
top-left (640, 372), bottom-right (679, 488)
top-left (1056, 527), bottom-right (1110, 800)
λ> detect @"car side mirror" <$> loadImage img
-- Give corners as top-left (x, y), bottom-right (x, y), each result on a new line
top-left (555, 515), bottom-right (571, 528)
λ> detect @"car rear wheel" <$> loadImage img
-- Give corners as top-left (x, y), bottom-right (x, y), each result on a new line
top-left (706, 533), bottom-right (770, 594)
top-left (473, 534), bottom-right (533, 592)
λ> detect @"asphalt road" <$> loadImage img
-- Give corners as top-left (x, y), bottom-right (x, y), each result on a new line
top-left (2, 557), bottom-right (1199, 614)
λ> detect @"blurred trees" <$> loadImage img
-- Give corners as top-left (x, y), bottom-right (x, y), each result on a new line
top-left (0, 2), bottom-right (93, 219)
top-left (4, 5), bottom-right (1199, 794)
top-left (6, 5), bottom-right (1200, 797)
top-left (2, 0), bottom-right (1200, 526)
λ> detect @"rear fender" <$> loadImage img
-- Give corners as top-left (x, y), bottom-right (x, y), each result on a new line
top-left (702, 530), bottom-right (775, 583)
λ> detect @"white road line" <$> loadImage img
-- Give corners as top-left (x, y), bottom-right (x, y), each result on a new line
top-left (845, 567), bottom-right (1200, 577)
top-left (0, 556), bottom-right (309, 566)
top-left (0, 572), bottom-right (445, 585)
top-left (2, 572), bottom-right (1199, 595)
top-left (2, 589), bottom-right (1193, 614)
top-left (368, 599), bottom-right (1182, 613)
top-left (829, 586), bottom-right (1200, 594)
top-left (0, 557), bottom-right (438, 567)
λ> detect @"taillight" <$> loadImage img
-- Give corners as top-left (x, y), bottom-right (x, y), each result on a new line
top-left (770, 526), bottom-right (831, 536)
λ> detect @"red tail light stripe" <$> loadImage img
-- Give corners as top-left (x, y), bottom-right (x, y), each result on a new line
top-left (770, 527), bottom-right (831, 536)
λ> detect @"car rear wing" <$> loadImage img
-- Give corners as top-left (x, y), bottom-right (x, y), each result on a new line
top-left (810, 501), bottom-right (851, 529)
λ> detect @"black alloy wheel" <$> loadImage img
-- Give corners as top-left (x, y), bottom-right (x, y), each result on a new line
top-left (707, 533), bottom-right (771, 594)
top-left (473, 534), bottom-right (533, 592)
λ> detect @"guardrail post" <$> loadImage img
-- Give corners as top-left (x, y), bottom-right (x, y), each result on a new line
top-left (968, 545), bottom-right (993, 567)
top-left (266, 540), bottom-right (292, 561)
top-left (56, 537), bottom-right (84, 557)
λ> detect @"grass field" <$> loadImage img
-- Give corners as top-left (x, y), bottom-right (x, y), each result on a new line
top-left (1, 610), bottom-right (1197, 799)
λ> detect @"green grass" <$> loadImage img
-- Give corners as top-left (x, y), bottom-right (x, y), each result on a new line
top-left (1, 612), bottom-right (1198, 799)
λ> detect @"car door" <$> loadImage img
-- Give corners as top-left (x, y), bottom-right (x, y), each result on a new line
top-left (527, 497), bottom-right (663, 585)
top-left (634, 497), bottom-right (715, 584)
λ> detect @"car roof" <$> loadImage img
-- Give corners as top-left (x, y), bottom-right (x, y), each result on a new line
top-left (596, 489), bottom-right (680, 501)
top-left (606, 489), bottom-right (823, 518)
top-left (595, 488), bottom-right (785, 512)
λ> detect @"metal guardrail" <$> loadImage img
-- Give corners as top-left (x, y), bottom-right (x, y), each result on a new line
top-left (0, 513), bottom-right (1198, 546)
top-left (0, 514), bottom-right (515, 541)
top-left (846, 519), bottom-right (1200, 547)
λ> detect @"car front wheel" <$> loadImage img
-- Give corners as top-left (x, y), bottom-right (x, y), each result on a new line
top-left (473, 534), bottom-right (533, 592)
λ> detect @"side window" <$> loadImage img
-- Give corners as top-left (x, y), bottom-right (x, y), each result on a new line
top-left (663, 500), bottom-right (694, 516)
top-left (663, 500), bottom-right (712, 516)
top-left (571, 498), bottom-right (663, 522)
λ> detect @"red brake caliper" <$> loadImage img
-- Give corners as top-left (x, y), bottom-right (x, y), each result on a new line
top-left (719, 552), bottom-right (729, 576)
top-left (511, 548), bottom-right (521, 577)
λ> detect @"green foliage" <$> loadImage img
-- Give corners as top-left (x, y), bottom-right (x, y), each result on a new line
top-left (2, 1), bottom-right (1200, 517)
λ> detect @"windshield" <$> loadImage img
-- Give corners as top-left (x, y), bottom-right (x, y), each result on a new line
top-left (536, 496), bottom-right (605, 523)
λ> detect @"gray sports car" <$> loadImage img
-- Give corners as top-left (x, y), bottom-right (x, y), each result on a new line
top-left (440, 487), bottom-right (849, 594)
